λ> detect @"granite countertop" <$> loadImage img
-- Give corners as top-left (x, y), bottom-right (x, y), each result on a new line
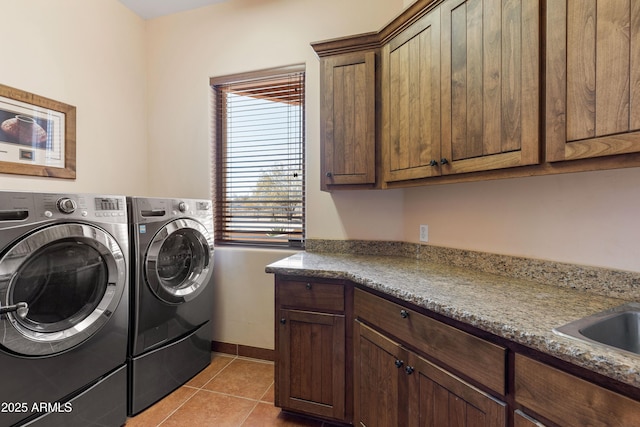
top-left (266, 251), bottom-right (640, 389)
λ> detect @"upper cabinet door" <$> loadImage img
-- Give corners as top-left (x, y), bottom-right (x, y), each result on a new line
top-left (320, 51), bottom-right (376, 190)
top-left (440, 0), bottom-right (540, 174)
top-left (547, 0), bottom-right (640, 162)
top-left (382, 7), bottom-right (442, 183)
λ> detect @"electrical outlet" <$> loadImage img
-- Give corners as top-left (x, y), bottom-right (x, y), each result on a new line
top-left (419, 224), bottom-right (428, 242)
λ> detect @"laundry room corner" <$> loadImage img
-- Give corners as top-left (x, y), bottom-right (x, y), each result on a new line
top-left (212, 246), bottom-right (298, 352)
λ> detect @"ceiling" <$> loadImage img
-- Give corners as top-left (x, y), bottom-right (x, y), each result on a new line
top-left (118, 0), bottom-right (228, 19)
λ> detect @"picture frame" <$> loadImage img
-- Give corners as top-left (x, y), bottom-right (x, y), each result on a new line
top-left (0, 84), bottom-right (76, 179)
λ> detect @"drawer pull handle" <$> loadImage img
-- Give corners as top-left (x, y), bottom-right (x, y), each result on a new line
top-left (280, 318), bottom-right (286, 325)
top-left (400, 309), bottom-right (409, 319)
top-left (394, 359), bottom-right (404, 368)
top-left (305, 283), bottom-right (312, 290)
top-left (405, 366), bottom-right (415, 375)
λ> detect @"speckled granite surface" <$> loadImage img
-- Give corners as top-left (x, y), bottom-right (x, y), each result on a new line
top-left (266, 250), bottom-right (640, 389)
top-left (305, 239), bottom-right (640, 300)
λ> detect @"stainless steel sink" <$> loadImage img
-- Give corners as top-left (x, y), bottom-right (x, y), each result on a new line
top-left (553, 302), bottom-right (640, 356)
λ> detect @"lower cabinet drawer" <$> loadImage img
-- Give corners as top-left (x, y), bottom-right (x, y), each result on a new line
top-left (354, 288), bottom-right (506, 394)
top-left (514, 409), bottom-right (546, 427)
top-left (515, 354), bottom-right (640, 427)
top-left (278, 279), bottom-right (344, 312)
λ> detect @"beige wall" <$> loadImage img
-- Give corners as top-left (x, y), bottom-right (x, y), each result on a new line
top-left (144, 0), bottom-right (404, 210)
top-left (212, 247), bottom-right (297, 349)
top-left (145, 0), bottom-right (406, 349)
top-left (0, 0), bottom-right (148, 195)
top-left (403, 168), bottom-right (640, 272)
top-left (146, 0), bottom-right (640, 350)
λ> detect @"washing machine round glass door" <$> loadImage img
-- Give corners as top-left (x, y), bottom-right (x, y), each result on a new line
top-left (145, 218), bottom-right (213, 304)
top-left (0, 223), bottom-right (126, 356)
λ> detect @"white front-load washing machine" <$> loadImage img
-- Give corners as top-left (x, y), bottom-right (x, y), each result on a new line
top-left (127, 196), bottom-right (214, 415)
top-left (0, 191), bottom-right (129, 427)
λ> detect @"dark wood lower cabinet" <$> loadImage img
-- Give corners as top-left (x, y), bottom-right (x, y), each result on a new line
top-left (354, 321), bottom-right (405, 427)
top-left (273, 275), bottom-right (640, 427)
top-left (278, 309), bottom-right (346, 420)
top-left (408, 352), bottom-right (506, 427)
top-left (354, 320), bottom-right (507, 427)
top-left (275, 278), bottom-right (350, 423)
top-left (515, 354), bottom-right (640, 427)
top-left (514, 410), bottom-right (546, 427)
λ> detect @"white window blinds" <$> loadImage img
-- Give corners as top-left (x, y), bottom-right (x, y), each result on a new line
top-left (211, 66), bottom-right (305, 247)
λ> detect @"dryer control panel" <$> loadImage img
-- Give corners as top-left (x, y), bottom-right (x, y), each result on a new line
top-left (131, 197), bottom-right (212, 223)
top-left (178, 200), bottom-right (211, 217)
top-left (37, 193), bottom-right (127, 223)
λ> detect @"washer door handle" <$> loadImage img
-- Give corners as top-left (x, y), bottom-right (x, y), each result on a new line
top-left (0, 302), bottom-right (29, 319)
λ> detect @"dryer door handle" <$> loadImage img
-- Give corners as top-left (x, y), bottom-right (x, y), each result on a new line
top-left (0, 302), bottom-right (29, 319)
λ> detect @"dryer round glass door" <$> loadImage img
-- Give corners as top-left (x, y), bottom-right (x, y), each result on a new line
top-left (0, 223), bottom-right (126, 356)
top-left (145, 218), bottom-right (213, 304)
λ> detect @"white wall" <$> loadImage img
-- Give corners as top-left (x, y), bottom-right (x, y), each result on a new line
top-left (0, 0), bottom-right (148, 195)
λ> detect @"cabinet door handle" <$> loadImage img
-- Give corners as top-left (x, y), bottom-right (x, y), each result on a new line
top-left (440, 158), bottom-right (449, 165)
top-left (280, 318), bottom-right (286, 325)
top-left (325, 171), bottom-right (333, 178)
top-left (429, 159), bottom-right (438, 167)
top-left (400, 309), bottom-right (409, 319)
top-left (305, 283), bottom-right (312, 290)
top-left (394, 359), bottom-right (404, 368)
top-left (405, 366), bottom-right (415, 375)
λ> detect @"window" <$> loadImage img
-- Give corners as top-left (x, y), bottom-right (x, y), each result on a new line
top-left (211, 65), bottom-right (305, 248)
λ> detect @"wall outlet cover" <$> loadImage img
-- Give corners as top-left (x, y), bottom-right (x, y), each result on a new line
top-left (420, 224), bottom-right (428, 242)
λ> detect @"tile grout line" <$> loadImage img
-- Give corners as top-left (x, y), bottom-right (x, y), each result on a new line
top-left (155, 355), bottom-right (276, 426)
top-left (196, 354), bottom-right (237, 390)
top-left (257, 379), bottom-right (275, 404)
top-left (156, 355), bottom-right (238, 426)
top-left (190, 387), bottom-right (269, 404)
top-left (154, 386), bottom-right (200, 427)
top-left (237, 396), bottom-right (262, 426)
top-left (237, 379), bottom-right (275, 426)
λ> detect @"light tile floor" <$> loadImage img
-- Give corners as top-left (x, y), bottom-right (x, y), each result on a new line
top-left (125, 353), bottom-right (337, 427)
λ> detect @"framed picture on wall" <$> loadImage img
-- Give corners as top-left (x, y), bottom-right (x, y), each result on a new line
top-left (0, 84), bottom-right (76, 179)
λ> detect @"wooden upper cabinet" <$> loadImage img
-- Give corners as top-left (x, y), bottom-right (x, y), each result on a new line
top-left (382, 0), bottom-right (540, 184)
top-left (440, 0), bottom-right (540, 174)
top-left (546, 0), bottom-right (640, 162)
top-left (313, 0), bottom-right (640, 190)
top-left (320, 51), bottom-right (377, 190)
top-left (382, 7), bottom-right (442, 182)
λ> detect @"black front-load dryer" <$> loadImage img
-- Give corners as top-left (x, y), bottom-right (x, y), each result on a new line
top-left (0, 191), bottom-right (129, 427)
top-left (127, 196), bottom-right (214, 415)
